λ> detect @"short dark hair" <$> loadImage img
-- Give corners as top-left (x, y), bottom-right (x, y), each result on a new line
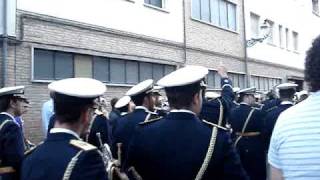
top-left (305, 35), bottom-right (320, 92)
top-left (131, 93), bottom-right (149, 106)
top-left (110, 98), bottom-right (119, 109)
top-left (239, 93), bottom-right (254, 102)
top-left (165, 81), bottom-right (202, 109)
top-left (279, 89), bottom-right (295, 99)
top-left (53, 92), bottom-right (94, 124)
top-left (0, 95), bottom-right (11, 112)
top-left (116, 105), bottom-right (129, 113)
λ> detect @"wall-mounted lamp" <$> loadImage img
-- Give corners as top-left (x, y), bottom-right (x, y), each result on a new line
top-left (246, 19), bottom-right (272, 47)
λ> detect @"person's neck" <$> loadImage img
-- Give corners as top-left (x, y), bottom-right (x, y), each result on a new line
top-left (281, 98), bottom-right (292, 102)
top-left (171, 106), bottom-right (197, 114)
top-left (54, 121), bottom-right (82, 136)
top-left (6, 109), bottom-right (16, 117)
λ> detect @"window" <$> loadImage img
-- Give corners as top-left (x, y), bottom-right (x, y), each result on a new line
top-left (229, 72), bottom-right (245, 88)
top-left (145, 0), bottom-right (163, 8)
top-left (55, 52), bottom-right (73, 80)
top-left (126, 61), bottom-right (139, 84)
top-left (313, 0), bottom-right (319, 14)
top-left (250, 13), bottom-right (260, 38)
top-left (251, 75), bottom-right (282, 91)
top-left (285, 28), bottom-right (290, 50)
top-left (192, 0), bottom-right (237, 31)
top-left (207, 70), bottom-right (215, 88)
top-left (206, 70), bottom-right (245, 89)
top-left (33, 48), bottom-right (175, 84)
top-left (278, 25), bottom-right (283, 48)
top-left (266, 20), bottom-right (274, 44)
top-left (74, 55), bottom-right (92, 78)
top-left (34, 49), bottom-right (73, 80)
top-left (110, 59), bottom-right (126, 84)
top-left (292, 31), bottom-right (299, 51)
top-left (93, 57), bottom-right (109, 83)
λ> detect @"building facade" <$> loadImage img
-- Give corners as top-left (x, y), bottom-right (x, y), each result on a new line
top-left (0, 0), bottom-right (316, 141)
top-left (244, 0), bottom-right (320, 91)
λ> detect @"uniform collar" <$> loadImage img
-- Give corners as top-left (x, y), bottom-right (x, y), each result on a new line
top-left (121, 112), bottom-right (128, 116)
top-left (135, 106), bottom-right (149, 112)
top-left (170, 109), bottom-right (196, 115)
top-left (50, 128), bottom-right (80, 140)
top-left (240, 102), bottom-right (250, 106)
top-left (281, 101), bottom-right (294, 105)
top-left (0, 112), bottom-right (15, 121)
top-left (0, 112), bottom-right (19, 126)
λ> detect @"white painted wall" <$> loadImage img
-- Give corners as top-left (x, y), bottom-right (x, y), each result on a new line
top-left (17, 0), bottom-right (184, 43)
top-left (245, 0), bottom-right (320, 69)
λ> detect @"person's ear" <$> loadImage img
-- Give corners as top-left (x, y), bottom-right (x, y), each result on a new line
top-left (80, 108), bottom-right (90, 125)
top-left (192, 92), bottom-right (201, 106)
top-left (9, 99), bottom-right (17, 109)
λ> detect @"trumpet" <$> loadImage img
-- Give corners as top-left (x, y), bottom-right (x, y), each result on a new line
top-left (96, 133), bottom-right (128, 180)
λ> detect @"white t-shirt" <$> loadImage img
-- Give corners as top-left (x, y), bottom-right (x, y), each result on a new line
top-left (268, 91), bottom-right (320, 180)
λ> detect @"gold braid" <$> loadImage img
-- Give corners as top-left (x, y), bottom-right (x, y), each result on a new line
top-left (62, 150), bottom-right (83, 180)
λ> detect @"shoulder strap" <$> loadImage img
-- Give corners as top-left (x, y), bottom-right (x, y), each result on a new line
top-left (0, 120), bottom-right (12, 132)
top-left (203, 120), bottom-right (227, 131)
top-left (85, 114), bottom-right (98, 142)
top-left (139, 117), bottom-right (162, 125)
top-left (70, 140), bottom-right (97, 151)
top-left (216, 98), bottom-right (224, 126)
top-left (62, 150), bottom-right (84, 180)
top-left (234, 108), bottom-right (255, 147)
top-left (24, 142), bottom-right (43, 156)
top-left (195, 126), bottom-right (219, 180)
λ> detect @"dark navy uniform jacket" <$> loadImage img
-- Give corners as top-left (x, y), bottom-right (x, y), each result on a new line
top-left (200, 78), bottom-right (234, 127)
top-left (111, 106), bottom-right (149, 163)
top-left (85, 113), bottom-right (111, 149)
top-left (264, 101), bottom-right (294, 149)
top-left (229, 103), bottom-right (266, 180)
top-left (21, 132), bottom-right (108, 180)
top-left (126, 111), bottom-right (248, 180)
top-left (109, 110), bottom-right (121, 133)
top-left (261, 98), bottom-right (281, 113)
top-left (47, 114), bottom-right (55, 135)
top-left (0, 113), bottom-right (24, 180)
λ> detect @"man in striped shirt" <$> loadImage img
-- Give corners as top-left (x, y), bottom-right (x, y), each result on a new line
top-left (268, 35), bottom-right (320, 180)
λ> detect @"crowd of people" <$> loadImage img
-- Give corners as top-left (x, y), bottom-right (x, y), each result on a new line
top-left (0, 35), bottom-right (319, 180)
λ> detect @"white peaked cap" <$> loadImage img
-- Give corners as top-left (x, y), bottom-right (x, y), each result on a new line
top-left (277, 83), bottom-right (298, 90)
top-left (157, 65), bottom-right (208, 87)
top-left (115, 96), bottom-right (131, 109)
top-left (48, 78), bottom-right (106, 98)
top-left (126, 79), bottom-right (154, 96)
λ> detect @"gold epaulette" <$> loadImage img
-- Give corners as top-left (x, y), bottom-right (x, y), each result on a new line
top-left (139, 117), bottom-right (162, 125)
top-left (202, 120), bottom-right (227, 131)
top-left (24, 142), bottom-right (43, 156)
top-left (70, 140), bottom-right (97, 151)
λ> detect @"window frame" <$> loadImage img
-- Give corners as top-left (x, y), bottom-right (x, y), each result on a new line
top-left (292, 31), bottom-right (299, 52)
top-left (250, 75), bottom-right (282, 91)
top-left (144, 0), bottom-right (168, 12)
top-left (31, 47), bottom-right (176, 86)
top-left (191, 0), bottom-right (238, 33)
top-left (313, 0), bottom-right (319, 15)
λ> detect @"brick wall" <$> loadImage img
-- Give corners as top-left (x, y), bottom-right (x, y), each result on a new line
top-left (1, 9), bottom-right (305, 143)
top-left (11, 11), bottom-right (186, 143)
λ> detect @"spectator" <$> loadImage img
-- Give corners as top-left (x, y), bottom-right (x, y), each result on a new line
top-left (268, 35), bottom-right (320, 179)
top-left (41, 92), bottom-right (54, 136)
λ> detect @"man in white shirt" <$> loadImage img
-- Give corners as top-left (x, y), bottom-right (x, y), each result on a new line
top-left (41, 95), bottom-right (53, 136)
top-left (268, 35), bottom-right (320, 179)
